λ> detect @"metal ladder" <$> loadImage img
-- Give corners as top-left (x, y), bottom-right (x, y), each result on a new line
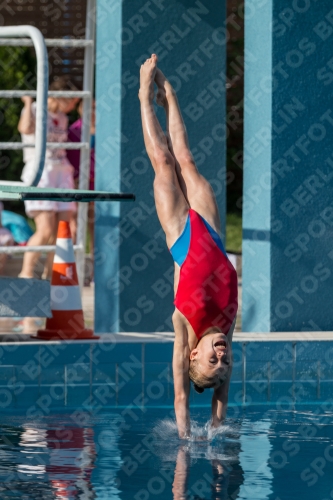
top-left (0, 0), bottom-right (134, 296)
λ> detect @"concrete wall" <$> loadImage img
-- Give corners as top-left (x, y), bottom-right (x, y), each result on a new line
top-left (95, 0), bottom-right (227, 332)
top-left (243, 1), bottom-right (333, 331)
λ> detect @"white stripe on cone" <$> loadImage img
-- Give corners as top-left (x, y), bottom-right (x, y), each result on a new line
top-left (53, 238), bottom-right (76, 264)
top-left (51, 285), bottom-right (82, 310)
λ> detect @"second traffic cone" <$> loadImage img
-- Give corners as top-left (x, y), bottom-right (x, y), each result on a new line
top-left (36, 221), bottom-right (99, 340)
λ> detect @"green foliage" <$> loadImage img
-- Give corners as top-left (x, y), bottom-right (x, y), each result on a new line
top-left (0, 47), bottom-right (36, 213)
top-left (226, 212), bottom-right (242, 254)
top-left (0, 46), bottom-right (36, 184)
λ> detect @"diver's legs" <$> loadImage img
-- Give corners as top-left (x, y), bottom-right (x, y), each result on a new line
top-left (155, 68), bottom-right (221, 233)
top-left (139, 54), bottom-right (189, 248)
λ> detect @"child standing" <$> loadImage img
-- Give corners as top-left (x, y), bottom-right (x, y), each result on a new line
top-left (18, 77), bottom-right (78, 279)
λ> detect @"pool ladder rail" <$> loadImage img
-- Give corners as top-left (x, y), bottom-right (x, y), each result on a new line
top-left (0, 4), bottom-right (134, 319)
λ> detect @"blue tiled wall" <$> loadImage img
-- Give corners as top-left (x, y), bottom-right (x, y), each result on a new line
top-left (0, 340), bottom-right (332, 412)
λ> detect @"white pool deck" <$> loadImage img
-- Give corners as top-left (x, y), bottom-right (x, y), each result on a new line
top-left (0, 329), bottom-right (332, 344)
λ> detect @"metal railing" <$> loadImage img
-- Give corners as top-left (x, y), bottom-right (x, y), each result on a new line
top-left (0, 142), bottom-right (88, 150)
top-left (0, 25), bottom-right (48, 187)
top-left (0, 245), bottom-right (81, 254)
top-left (0, 0), bottom-right (96, 287)
top-left (0, 38), bottom-right (93, 48)
top-left (0, 91), bottom-right (90, 98)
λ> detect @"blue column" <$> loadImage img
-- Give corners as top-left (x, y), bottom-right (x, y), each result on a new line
top-left (243, 1), bottom-right (333, 332)
top-left (95, 0), bottom-right (227, 332)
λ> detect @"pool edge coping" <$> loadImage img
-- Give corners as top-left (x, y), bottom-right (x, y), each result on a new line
top-left (0, 331), bottom-right (332, 344)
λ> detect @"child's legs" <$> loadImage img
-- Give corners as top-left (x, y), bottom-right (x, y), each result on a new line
top-left (69, 205), bottom-right (78, 244)
top-left (0, 229), bottom-right (14, 275)
top-left (43, 166), bottom-right (77, 276)
top-left (20, 211), bottom-right (56, 278)
top-left (87, 202), bottom-right (94, 256)
top-left (42, 209), bottom-right (73, 279)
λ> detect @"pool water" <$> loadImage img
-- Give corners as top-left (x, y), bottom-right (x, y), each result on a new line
top-left (0, 404), bottom-right (332, 499)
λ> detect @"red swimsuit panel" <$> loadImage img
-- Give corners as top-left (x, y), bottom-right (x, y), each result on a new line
top-left (174, 209), bottom-right (238, 339)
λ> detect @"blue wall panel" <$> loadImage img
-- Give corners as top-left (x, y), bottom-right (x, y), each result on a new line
top-left (270, 2), bottom-right (333, 331)
top-left (243, 1), bottom-right (333, 332)
top-left (242, 0), bottom-right (272, 332)
top-left (95, 0), bottom-right (122, 332)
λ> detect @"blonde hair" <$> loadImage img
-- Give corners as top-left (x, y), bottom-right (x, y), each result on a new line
top-left (189, 359), bottom-right (218, 394)
top-left (189, 358), bottom-right (231, 394)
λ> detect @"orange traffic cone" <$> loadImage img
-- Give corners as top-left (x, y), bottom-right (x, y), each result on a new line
top-left (36, 221), bottom-right (99, 340)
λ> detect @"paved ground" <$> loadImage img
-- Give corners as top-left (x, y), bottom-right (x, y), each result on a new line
top-left (0, 283), bottom-right (95, 335)
top-left (0, 254), bottom-right (95, 335)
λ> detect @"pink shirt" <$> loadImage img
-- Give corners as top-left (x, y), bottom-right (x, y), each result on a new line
top-left (66, 118), bottom-right (95, 190)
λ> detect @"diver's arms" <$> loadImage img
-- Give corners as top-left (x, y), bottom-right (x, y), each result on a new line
top-left (211, 370), bottom-right (232, 427)
top-left (172, 311), bottom-right (191, 439)
top-left (211, 321), bottom-right (235, 427)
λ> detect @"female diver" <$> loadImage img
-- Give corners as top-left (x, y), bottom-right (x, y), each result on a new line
top-left (139, 55), bottom-right (238, 438)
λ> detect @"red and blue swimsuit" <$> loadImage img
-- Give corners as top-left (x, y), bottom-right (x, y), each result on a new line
top-left (170, 209), bottom-right (238, 339)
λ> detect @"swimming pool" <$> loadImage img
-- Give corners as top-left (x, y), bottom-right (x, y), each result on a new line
top-left (0, 405), bottom-right (332, 499)
top-left (0, 337), bottom-right (332, 499)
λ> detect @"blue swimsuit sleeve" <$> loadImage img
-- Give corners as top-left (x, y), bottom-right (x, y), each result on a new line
top-left (169, 214), bottom-right (190, 266)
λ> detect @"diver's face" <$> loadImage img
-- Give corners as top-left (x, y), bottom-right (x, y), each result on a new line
top-left (190, 332), bottom-right (231, 387)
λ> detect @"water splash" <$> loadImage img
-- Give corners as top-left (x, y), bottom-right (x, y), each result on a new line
top-left (153, 418), bottom-right (233, 442)
top-left (151, 418), bottom-right (239, 464)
